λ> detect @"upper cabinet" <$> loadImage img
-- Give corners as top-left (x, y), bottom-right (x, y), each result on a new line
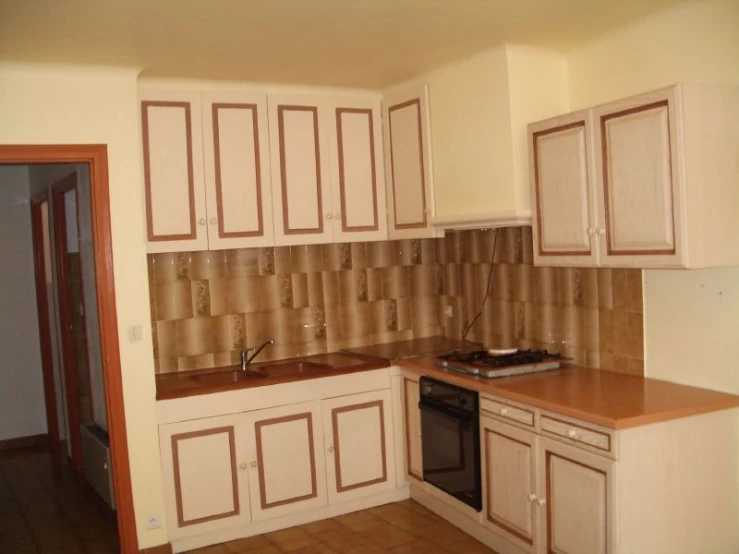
top-left (269, 94), bottom-right (387, 246)
top-left (383, 85), bottom-right (438, 239)
top-left (530, 83), bottom-right (739, 268)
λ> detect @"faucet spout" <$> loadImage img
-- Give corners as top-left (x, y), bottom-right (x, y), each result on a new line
top-left (241, 340), bottom-right (274, 371)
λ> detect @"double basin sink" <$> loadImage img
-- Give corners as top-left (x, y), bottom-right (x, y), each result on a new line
top-left (191, 361), bottom-right (334, 386)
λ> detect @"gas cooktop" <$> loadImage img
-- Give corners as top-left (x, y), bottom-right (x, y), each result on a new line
top-left (436, 349), bottom-right (564, 378)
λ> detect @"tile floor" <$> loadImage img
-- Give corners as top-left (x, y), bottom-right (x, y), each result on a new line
top-left (0, 445), bottom-right (119, 553)
top-left (189, 500), bottom-right (498, 554)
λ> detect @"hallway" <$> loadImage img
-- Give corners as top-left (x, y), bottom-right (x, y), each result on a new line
top-left (0, 446), bottom-right (119, 553)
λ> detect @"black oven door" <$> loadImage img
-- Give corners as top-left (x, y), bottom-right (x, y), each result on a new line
top-left (420, 398), bottom-right (481, 511)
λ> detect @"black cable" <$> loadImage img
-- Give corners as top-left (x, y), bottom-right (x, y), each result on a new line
top-left (462, 229), bottom-right (499, 341)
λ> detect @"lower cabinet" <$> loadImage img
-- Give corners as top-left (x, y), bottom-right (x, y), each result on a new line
top-left (481, 416), bottom-right (614, 554)
top-left (401, 374), bottom-right (423, 482)
top-left (158, 414), bottom-right (251, 539)
top-left (159, 389), bottom-right (396, 541)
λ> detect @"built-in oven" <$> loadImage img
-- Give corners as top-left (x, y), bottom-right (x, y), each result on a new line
top-left (419, 376), bottom-right (481, 511)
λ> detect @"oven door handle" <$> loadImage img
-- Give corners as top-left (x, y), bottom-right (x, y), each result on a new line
top-left (419, 399), bottom-right (475, 422)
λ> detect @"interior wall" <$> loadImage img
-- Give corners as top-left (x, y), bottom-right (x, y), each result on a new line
top-left (0, 64), bottom-right (167, 548)
top-left (0, 165), bottom-right (47, 441)
top-left (565, 0), bottom-right (739, 393)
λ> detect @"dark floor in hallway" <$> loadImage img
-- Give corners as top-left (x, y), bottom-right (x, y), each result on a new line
top-left (0, 445), bottom-right (119, 553)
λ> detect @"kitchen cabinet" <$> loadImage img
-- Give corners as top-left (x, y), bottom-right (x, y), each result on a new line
top-left (140, 88), bottom-right (273, 253)
top-left (322, 389), bottom-right (395, 503)
top-left (158, 414), bottom-right (251, 539)
top-left (383, 85), bottom-right (438, 239)
top-left (401, 374), bottom-right (422, 481)
top-left (244, 402), bottom-right (328, 522)
top-left (529, 83), bottom-right (739, 268)
top-left (268, 93), bottom-right (387, 245)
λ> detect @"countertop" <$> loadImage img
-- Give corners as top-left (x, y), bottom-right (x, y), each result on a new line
top-left (400, 356), bottom-right (739, 430)
top-left (340, 336), bottom-right (480, 360)
top-left (156, 353), bottom-right (390, 400)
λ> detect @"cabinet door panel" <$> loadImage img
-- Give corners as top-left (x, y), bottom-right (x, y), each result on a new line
top-left (331, 100), bottom-right (387, 242)
top-left (402, 376), bottom-right (422, 481)
top-left (324, 389), bottom-right (395, 503)
top-left (595, 89), bottom-right (684, 267)
top-left (384, 85), bottom-right (436, 239)
top-left (203, 93), bottom-right (273, 248)
top-left (246, 403), bottom-right (327, 521)
top-left (159, 415), bottom-right (250, 539)
top-left (269, 96), bottom-right (332, 245)
top-left (482, 417), bottom-right (536, 552)
top-left (540, 438), bottom-right (613, 554)
top-left (141, 92), bottom-right (207, 253)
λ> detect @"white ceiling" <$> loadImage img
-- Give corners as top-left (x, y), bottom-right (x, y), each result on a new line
top-left (0, 0), bottom-right (680, 88)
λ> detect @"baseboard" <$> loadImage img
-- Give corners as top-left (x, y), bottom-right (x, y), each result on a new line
top-left (139, 543), bottom-right (173, 554)
top-left (0, 433), bottom-right (48, 451)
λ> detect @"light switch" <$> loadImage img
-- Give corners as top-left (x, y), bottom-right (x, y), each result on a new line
top-left (128, 325), bottom-right (143, 342)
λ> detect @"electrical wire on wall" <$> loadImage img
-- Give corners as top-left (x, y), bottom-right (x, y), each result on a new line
top-left (462, 229), bottom-right (499, 341)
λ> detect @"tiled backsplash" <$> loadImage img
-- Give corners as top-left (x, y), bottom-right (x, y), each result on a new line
top-left (148, 227), bottom-right (644, 376)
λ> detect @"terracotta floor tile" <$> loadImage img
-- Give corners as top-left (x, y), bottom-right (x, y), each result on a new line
top-left (407, 521), bottom-right (471, 545)
top-left (346, 545), bottom-right (391, 554)
top-left (313, 529), bottom-right (368, 551)
top-left (358, 522), bottom-right (416, 548)
top-left (335, 510), bottom-right (386, 532)
top-left (264, 527), bottom-right (319, 551)
top-left (224, 534), bottom-right (272, 552)
top-left (443, 538), bottom-right (498, 553)
top-left (289, 544), bottom-right (339, 554)
top-left (241, 545), bottom-right (281, 554)
top-left (188, 545), bottom-right (233, 554)
top-left (390, 539), bottom-right (450, 554)
top-left (297, 518), bottom-right (345, 536)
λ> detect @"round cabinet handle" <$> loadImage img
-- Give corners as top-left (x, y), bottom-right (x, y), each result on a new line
top-left (528, 493), bottom-right (536, 502)
top-left (250, 461), bottom-right (257, 468)
top-left (328, 446), bottom-right (335, 453)
top-left (597, 228), bottom-right (605, 236)
top-left (210, 217), bottom-right (217, 225)
top-left (566, 429), bottom-right (577, 439)
top-left (326, 213), bottom-right (333, 220)
top-left (499, 408), bottom-right (508, 416)
top-left (199, 218), bottom-right (206, 226)
top-left (239, 462), bottom-right (247, 470)
top-left (334, 213), bottom-right (341, 220)
top-left (537, 498), bottom-right (546, 507)
top-left (586, 227), bottom-right (594, 236)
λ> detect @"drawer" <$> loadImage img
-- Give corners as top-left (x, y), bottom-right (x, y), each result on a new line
top-left (541, 414), bottom-right (613, 454)
top-left (480, 396), bottom-right (535, 428)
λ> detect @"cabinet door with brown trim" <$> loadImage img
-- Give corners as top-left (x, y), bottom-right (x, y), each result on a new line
top-left (537, 437), bottom-right (614, 554)
top-left (322, 389), bottom-right (396, 504)
top-left (158, 414), bottom-right (250, 539)
top-left (482, 416), bottom-right (537, 553)
top-left (244, 401), bottom-right (328, 521)
top-left (140, 88), bottom-right (208, 253)
top-left (202, 91), bottom-right (274, 249)
top-left (328, 96), bottom-right (388, 243)
top-left (401, 375), bottom-right (422, 482)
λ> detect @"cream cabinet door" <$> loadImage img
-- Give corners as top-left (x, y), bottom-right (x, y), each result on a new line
top-left (328, 96), bottom-right (388, 242)
top-left (401, 375), bottom-right (422, 482)
top-left (202, 91), bottom-right (274, 249)
top-left (322, 389), bottom-right (396, 504)
top-left (529, 110), bottom-right (598, 267)
top-left (158, 415), bottom-right (250, 539)
top-left (537, 437), bottom-right (614, 554)
top-left (593, 87), bottom-right (685, 267)
top-left (482, 417), bottom-right (537, 553)
top-left (268, 94), bottom-right (333, 246)
top-left (244, 402), bottom-right (328, 521)
top-left (140, 89), bottom-right (208, 253)
top-left (384, 85), bottom-right (436, 239)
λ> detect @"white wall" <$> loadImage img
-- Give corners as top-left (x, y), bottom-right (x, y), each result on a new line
top-left (566, 0), bottom-right (739, 393)
top-left (0, 165), bottom-right (47, 441)
top-left (0, 64), bottom-right (166, 548)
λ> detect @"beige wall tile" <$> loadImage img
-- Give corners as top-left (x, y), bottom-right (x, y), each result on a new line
top-left (155, 281), bottom-right (193, 321)
top-left (225, 248), bottom-right (259, 277)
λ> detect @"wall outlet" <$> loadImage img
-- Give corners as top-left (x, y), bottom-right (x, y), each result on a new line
top-left (145, 514), bottom-right (161, 530)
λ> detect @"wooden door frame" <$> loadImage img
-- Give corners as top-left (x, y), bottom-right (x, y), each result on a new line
top-left (30, 190), bottom-right (61, 459)
top-left (0, 145), bottom-right (138, 554)
top-left (51, 172), bottom-right (92, 473)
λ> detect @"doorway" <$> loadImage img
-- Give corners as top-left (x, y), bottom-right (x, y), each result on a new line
top-left (0, 146), bottom-right (137, 554)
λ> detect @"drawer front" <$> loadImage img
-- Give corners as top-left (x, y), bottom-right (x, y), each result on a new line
top-left (541, 415), bottom-right (612, 454)
top-left (480, 396), bottom-right (535, 428)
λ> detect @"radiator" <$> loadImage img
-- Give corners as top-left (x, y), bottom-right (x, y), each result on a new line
top-left (80, 423), bottom-right (116, 510)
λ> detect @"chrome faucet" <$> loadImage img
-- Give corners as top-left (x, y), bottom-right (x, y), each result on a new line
top-left (241, 340), bottom-right (274, 371)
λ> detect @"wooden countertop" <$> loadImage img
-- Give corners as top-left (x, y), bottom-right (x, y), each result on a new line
top-left (401, 356), bottom-right (739, 430)
top-left (341, 336), bottom-right (480, 361)
top-left (156, 353), bottom-right (390, 400)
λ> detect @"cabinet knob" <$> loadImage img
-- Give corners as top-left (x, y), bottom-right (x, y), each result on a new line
top-left (537, 498), bottom-right (546, 507)
top-left (528, 493), bottom-right (536, 502)
top-left (499, 407), bottom-right (508, 416)
top-left (416, 431), bottom-right (422, 438)
top-left (210, 217), bottom-right (217, 225)
top-left (334, 213), bottom-right (341, 220)
top-left (326, 213), bottom-right (333, 220)
top-left (596, 228), bottom-right (605, 236)
top-left (586, 227), bottom-right (594, 236)
top-left (328, 446), bottom-right (334, 453)
top-left (566, 429), bottom-right (577, 439)
top-left (199, 218), bottom-right (206, 226)
top-left (250, 461), bottom-right (257, 468)
top-left (239, 462), bottom-right (247, 470)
